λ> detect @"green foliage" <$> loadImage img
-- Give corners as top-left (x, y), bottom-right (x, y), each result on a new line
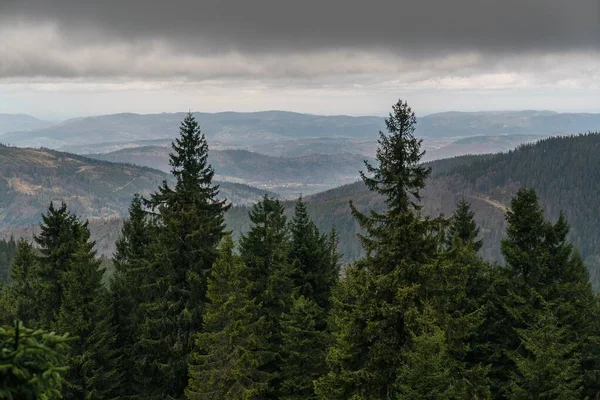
top-left (53, 216), bottom-right (120, 399)
top-left (34, 202), bottom-right (89, 327)
top-left (110, 194), bottom-right (153, 399)
top-left (0, 321), bottom-right (70, 400)
top-left (479, 188), bottom-right (599, 398)
top-left (288, 197), bottom-right (339, 311)
top-left (446, 198), bottom-right (483, 252)
top-left (186, 235), bottom-right (273, 400)
top-left (279, 295), bottom-right (329, 400)
top-left (0, 237), bottom-right (17, 283)
top-left (318, 100), bottom-right (447, 399)
top-left (397, 304), bottom-right (489, 400)
top-left (507, 307), bottom-right (583, 400)
top-left (239, 195), bottom-right (294, 398)
top-left (136, 112), bottom-right (229, 399)
top-left (7, 240), bottom-right (40, 326)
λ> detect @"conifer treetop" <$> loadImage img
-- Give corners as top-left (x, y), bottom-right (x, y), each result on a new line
top-left (360, 99), bottom-right (430, 213)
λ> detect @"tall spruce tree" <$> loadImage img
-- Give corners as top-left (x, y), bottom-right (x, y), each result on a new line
top-left (430, 205), bottom-right (492, 398)
top-left (34, 202), bottom-right (87, 327)
top-left (54, 220), bottom-right (120, 399)
top-left (316, 100), bottom-right (443, 399)
top-left (288, 197), bottom-right (340, 314)
top-left (484, 188), bottom-right (599, 398)
top-left (7, 240), bottom-right (40, 326)
top-left (279, 295), bottom-right (329, 400)
top-left (137, 113), bottom-right (229, 399)
top-left (239, 195), bottom-right (293, 398)
top-left (186, 235), bottom-right (273, 400)
top-left (507, 307), bottom-right (583, 400)
top-left (110, 194), bottom-right (153, 399)
top-left (446, 198), bottom-right (483, 252)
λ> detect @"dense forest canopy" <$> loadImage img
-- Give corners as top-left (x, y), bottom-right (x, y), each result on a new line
top-left (1, 102), bottom-right (599, 399)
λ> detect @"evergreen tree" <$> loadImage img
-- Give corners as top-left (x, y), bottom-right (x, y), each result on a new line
top-left (507, 308), bottom-right (583, 400)
top-left (110, 194), bottom-right (153, 399)
top-left (137, 113), bottom-right (229, 399)
top-left (186, 235), bottom-right (273, 400)
top-left (288, 197), bottom-right (337, 309)
top-left (55, 226), bottom-right (119, 399)
top-left (0, 321), bottom-right (71, 400)
top-left (316, 100), bottom-right (443, 399)
top-left (34, 202), bottom-right (87, 327)
top-left (239, 195), bottom-right (293, 398)
top-left (446, 198), bottom-right (483, 252)
top-left (8, 240), bottom-right (40, 325)
top-left (485, 188), bottom-right (598, 397)
top-left (279, 295), bottom-right (329, 400)
top-left (0, 237), bottom-right (17, 283)
top-left (396, 303), bottom-right (489, 400)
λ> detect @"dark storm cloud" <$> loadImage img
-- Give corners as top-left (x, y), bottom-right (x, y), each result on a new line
top-left (2, 0), bottom-right (599, 55)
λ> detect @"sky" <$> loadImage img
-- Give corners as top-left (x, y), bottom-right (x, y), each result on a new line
top-left (0, 0), bottom-right (599, 120)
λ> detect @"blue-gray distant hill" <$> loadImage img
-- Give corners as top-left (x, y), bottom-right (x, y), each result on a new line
top-left (0, 111), bottom-right (386, 148)
top-left (88, 146), bottom-right (372, 197)
top-left (3, 110), bottom-right (600, 149)
top-left (417, 110), bottom-right (600, 138)
top-left (0, 114), bottom-right (54, 135)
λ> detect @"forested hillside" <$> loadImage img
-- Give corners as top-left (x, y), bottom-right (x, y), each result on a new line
top-left (225, 133), bottom-right (600, 288)
top-left (4, 102), bottom-right (599, 399)
top-left (89, 146), bottom-right (371, 195)
top-left (0, 145), bottom-right (273, 234)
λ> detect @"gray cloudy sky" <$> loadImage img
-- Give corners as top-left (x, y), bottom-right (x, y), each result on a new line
top-left (1, 0), bottom-right (599, 119)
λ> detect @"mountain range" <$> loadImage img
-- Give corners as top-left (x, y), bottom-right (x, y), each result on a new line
top-left (0, 114), bottom-right (53, 135)
top-left (87, 146), bottom-right (372, 196)
top-left (3, 110), bottom-right (600, 151)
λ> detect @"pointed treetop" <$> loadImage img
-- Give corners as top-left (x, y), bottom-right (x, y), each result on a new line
top-left (447, 197), bottom-right (483, 252)
top-left (169, 112), bottom-right (215, 191)
top-left (359, 99), bottom-right (430, 213)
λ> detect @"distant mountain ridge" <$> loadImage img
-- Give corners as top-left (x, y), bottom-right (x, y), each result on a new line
top-left (0, 114), bottom-right (53, 135)
top-left (3, 110), bottom-right (600, 149)
top-left (0, 111), bottom-right (386, 148)
top-left (87, 146), bottom-right (372, 196)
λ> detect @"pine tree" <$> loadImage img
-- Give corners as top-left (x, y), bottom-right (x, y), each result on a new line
top-left (239, 195), bottom-right (294, 398)
top-left (8, 240), bottom-right (40, 326)
top-left (507, 308), bottom-right (583, 400)
top-left (54, 226), bottom-right (120, 399)
top-left (110, 194), bottom-right (153, 399)
top-left (34, 202), bottom-right (87, 327)
top-left (0, 321), bottom-right (71, 400)
top-left (316, 99), bottom-right (442, 399)
top-left (288, 197), bottom-right (340, 318)
top-left (279, 295), bottom-right (329, 400)
top-left (485, 188), bottom-right (598, 397)
top-left (446, 198), bottom-right (483, 252)
top-left (186, 235), bottom-right (273, 400)
top-left (397, 303), bottom-right (489, 400)
top-left (137, 113), bottom-right (229, 398)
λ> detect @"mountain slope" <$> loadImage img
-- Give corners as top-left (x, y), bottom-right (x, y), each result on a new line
top-left (225, 133), bottom-right (600, 289)
top-left (0, 114), bottom-right (54, 134)
top-left (0, 145), bottom-right (273, 229)
top-left (87, 146), bottom-right (372, 196)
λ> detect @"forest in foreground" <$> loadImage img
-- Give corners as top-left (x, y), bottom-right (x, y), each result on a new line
top-left (2, 100), bottom-right (600, 399)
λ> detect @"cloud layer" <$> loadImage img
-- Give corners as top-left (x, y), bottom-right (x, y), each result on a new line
top-left (0, 0), bottom-right (598, 117)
